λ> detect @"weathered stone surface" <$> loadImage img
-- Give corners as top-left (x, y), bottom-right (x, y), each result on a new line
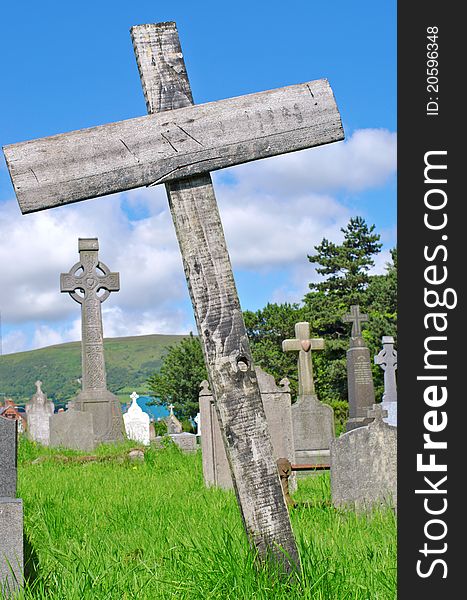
top-left (282, 322), bottom-right (324, 395)
top-left (199, 367), bottom-right (296, 489)
top-left (344, 306), bottom-right (376, 431)
top-left (0, 498), bottom-right (23, 597)
top-left (0, 417), bottom-right (17, 498)
top-left (25, 381), bottom-right (54, 445)
top-left (166, 404), bottom-right (183, 435)
top-left (292, 394), bottom-right (334, 465)
top-left (330, 404), bottom-right (397, 510)
top-left (49, 410), bottom-right (95, 452)
top-left (61, 238), bottom-right (125, 445)
top-left (123, 392), bottom-right (150, 445)
top-left (374, 336), bottom-right (398, 426)
top-left (170, 432), bottom-right (197, 452)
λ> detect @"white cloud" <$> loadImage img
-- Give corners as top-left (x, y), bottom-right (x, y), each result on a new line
top-left (0, 128), bottom-right (396, 353)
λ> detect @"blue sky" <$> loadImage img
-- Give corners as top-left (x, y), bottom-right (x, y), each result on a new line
top-left (0, 1), bottom-right (396, 354)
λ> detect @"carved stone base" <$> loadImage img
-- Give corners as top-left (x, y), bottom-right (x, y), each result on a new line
top-left (74, 389), bottom-right (125, 444)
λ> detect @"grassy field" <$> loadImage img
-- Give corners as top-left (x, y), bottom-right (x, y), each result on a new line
top-left (10, 439), bottom-right (396, 600)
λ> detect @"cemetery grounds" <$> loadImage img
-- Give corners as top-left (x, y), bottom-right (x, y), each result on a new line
top-left (10, 438), bottom-right (396, 600)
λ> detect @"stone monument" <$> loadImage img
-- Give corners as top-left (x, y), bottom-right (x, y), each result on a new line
top-left (330, 404), bottom-right (397, 510)
top-left (282, 322), bottom-right (335, 465)
top-left (343, 305), bottom-right (376, 431)
top-left (199, 366), bottom-right (296, 490)
top-left (49, 404), bottom-right (95, 452)
top-left (25, 380), bottom-right (54, 445)
top-left (374, 336), bottom-right (397, 426)
top-left (61, 238), bottom-right (124, 444)
top-left (0, 417), bottom-right (23, 596)
top-left (166, 404), bottom-right (183, 434)
top-left (123, 392), bottom-right (150, 445)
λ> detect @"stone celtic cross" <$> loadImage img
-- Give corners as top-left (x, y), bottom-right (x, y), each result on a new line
top-left (60, 238), bottom-right (123, 443)
top-left (282, 322), bottom-right (324, 395)
top-left (343, 304), bottom-right (368, 347)
top-left (4, 21), bottom-right (345, 572)
top-left (374, 336), bottom-right (397, 404)
top-left (61, 238), bottom-right (119, 392)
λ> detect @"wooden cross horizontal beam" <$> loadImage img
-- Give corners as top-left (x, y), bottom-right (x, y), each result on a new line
top-left (4, 79), bottom-right (343, 214)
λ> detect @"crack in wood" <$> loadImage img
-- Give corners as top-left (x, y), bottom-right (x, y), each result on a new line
top-left (161, 132), bottom-right (178, 153)
top-left (175, 124), bottom-right (204, 146)
top-left (119, 139), bottom-right (141, 163)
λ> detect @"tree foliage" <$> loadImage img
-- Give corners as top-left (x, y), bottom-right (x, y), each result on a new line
top-left (146, 333), bottom-right (207, 420)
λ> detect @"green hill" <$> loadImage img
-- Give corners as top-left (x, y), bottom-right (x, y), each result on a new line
top-left (0, 334), bottom-right (187, 403)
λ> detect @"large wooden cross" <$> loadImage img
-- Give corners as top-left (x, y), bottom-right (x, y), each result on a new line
top-left (3, 22), bottom-right (344, 572)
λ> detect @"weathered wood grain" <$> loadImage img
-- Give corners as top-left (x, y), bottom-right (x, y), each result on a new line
top-left (131, 21), bottom-right (301, 571)
top-left (4, 76), bottom-right (343, 214)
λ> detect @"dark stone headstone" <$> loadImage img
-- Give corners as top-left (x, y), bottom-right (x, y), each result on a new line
top-left (343, 305), bottom-right (376, 431)
top-left (0, 417), bottom-right (17, 498)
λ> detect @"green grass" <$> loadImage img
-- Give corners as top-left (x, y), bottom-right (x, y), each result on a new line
top-left (9, 439), bottom-right (396, 599)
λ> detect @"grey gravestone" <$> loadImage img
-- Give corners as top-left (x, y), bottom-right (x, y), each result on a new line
top-left (166, 404), bottom-right (183, 434)
top-left (330, 404), bottom-right (397, 510)
top-left (49, 409), bottom-right (95, 452)
top-left (0, 417), bottom-right (17, 498)
top-left (343, 305), bottom-right (376, 431)
top-left (123, 392), bottom-right (150, 446)
top-left (170, 432), bottom-right (197, 452)
top-left (61, 238), bottom-right (124, 444)
top-left (282, 322), bottom-right (334, 465)
top-left (199, 367), bottom-right (296, 490)
top-left (0, 499), bottom-right (24, 597)
top-left (25, 380), bottom-right (54, 445)
top-left (374, 336), bottom-right (397, 426)
top-left (0, 418), bottom-right (23, 597)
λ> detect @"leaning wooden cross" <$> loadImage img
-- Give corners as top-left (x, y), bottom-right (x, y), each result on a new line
top-left (3, 22), bottom-right (344, 572)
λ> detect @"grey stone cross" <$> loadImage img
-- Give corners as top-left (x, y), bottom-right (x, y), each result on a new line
top-left (367, 403), bottom-right (389, 423)
top-left (282, 322), bottom-right (324, 395)
top-left (60, 238), bottom-right (119, 392)
top-left (344, 305), bottom-right (368, 348)
top-left (3, 21), bottom-right (345, 572)
top-left (35, 380), bottom-right (43, 394)
top-left (374, 336), bottom-right (397, 404)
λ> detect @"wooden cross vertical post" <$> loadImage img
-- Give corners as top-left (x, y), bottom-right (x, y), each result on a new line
top-left (130, 22), bottom-right (300, 571)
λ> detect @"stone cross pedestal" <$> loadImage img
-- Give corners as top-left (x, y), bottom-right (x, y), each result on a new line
top-left (61, 238), bottom-right (124, 444)
top-left (374, 336), bottom-right (397, 426)
top-left (343, 305), bottom-right (376, 431)
top-left (4, 21), bottom-right (346, 571)
top-left (25, 380), bottom-right (55, 445)
top-left (0, 417), bottom-right (23, 596)
top-left (283, 322), bottom-right (334, 465)
top-left (123, 392), bottom-right (150, 445)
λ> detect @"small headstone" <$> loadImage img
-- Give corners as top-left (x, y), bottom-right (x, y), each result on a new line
top-left (374, 336), bottom-right (397, 426)
top-left (123, 392), bottom-right (150, 446)
top-left (166, 404), bottom-right (183, 434)
top-left (169, 432), bottom-right (197, 452)
top-left (127, 449), bottom-right (145, 461)
top-left (343, 306), bottom-right (376, 431)
top-left (0, 417), bottom-right (17, 498)
top-left (25, 381), bottom-right (54, 445)
top-left (282, 322), bottom-right (334, 465)
top-left (149, 422), bottom-right (156, 441)
top-left (330, 404), bottom-right (397, 510)
top-left (49, 410), bottom-right (95, 452)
